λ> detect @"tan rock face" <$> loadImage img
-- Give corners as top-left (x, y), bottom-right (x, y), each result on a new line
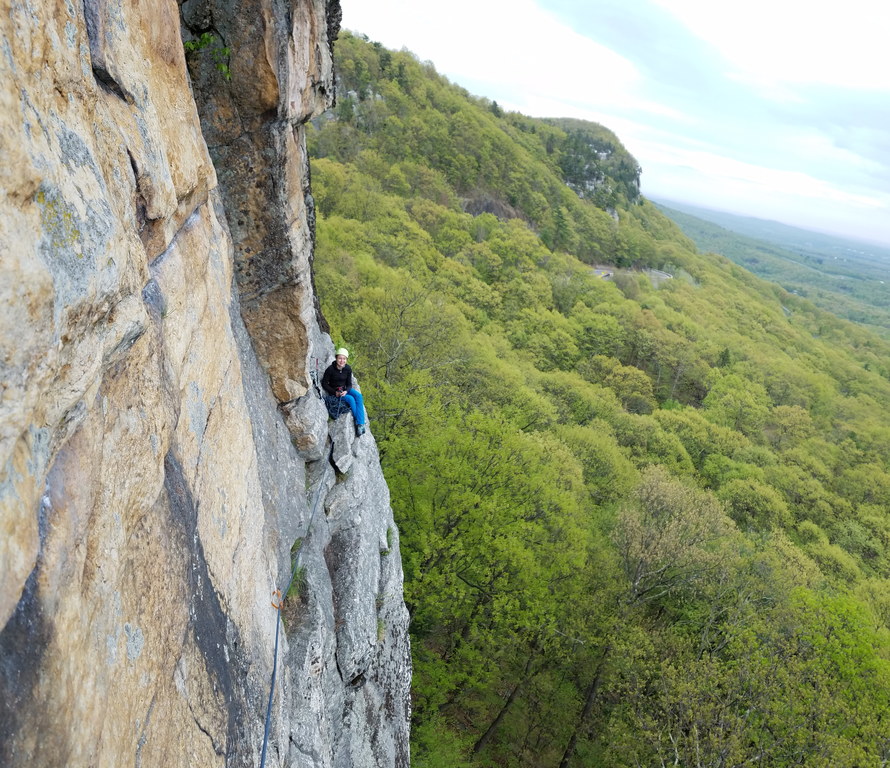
top-left (185, 0), bottom-right (336, 404)
top-left (0, 0), bottom-right (410, 766)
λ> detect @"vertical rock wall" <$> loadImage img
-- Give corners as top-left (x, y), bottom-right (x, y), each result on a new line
top-left (0, 0), bottom-right (410, 765)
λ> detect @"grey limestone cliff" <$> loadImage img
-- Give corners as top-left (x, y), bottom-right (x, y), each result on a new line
top-left (0, 0), bottom-right (410, 765)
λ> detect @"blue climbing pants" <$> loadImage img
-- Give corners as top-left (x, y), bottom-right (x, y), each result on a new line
top-left (340, 388), bottom-right (365, 425)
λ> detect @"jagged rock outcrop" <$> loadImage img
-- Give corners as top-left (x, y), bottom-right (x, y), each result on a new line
top-left (0, 1), bottom-right (410, 766)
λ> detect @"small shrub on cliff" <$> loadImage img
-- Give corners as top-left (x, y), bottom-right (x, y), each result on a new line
top-left (183, 32), bottom-right (232, 81)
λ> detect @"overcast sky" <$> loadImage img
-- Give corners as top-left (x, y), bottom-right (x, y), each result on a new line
top-left (343, 0), bottom-right (890, 247)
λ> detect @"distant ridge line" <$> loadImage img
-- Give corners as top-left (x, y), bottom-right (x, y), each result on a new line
top-left (651, 197), bottom-right (890, 255)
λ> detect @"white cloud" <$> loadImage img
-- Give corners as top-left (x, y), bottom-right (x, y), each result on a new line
top-left (640, 141), bottom-right (890, 243)
top-left (649, 0), bottom-right (890, 91)
top-left (343, 0), bottom-right (674, 116)
top-left (643, 143), bottom-right (883, 208)
top-left (790, 131), bottom-right (884, 175)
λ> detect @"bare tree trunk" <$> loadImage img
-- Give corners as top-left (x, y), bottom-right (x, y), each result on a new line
top-left (472, 654), bottom-right (536, 755)
top-left (558, 646), bottom-right (611, 768)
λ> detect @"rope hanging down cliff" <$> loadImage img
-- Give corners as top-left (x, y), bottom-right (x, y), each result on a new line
top-left (260, 437), bottom-right (332, 767)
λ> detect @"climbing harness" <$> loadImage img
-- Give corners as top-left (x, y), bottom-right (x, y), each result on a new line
top-left (318, 353), bottom-right (360, 422)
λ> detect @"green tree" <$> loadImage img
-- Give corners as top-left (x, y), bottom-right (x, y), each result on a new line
top-left (703, 370), bottom-right (771, 437)
top-left (718, 477), bottom-right (792, 531)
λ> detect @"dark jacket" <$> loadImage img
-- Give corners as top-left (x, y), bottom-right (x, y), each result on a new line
top-left (322, 361), bottom-right (353, 396)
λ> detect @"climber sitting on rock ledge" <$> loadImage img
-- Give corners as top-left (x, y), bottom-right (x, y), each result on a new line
top-left (322, 348), bottom-right (367, 436)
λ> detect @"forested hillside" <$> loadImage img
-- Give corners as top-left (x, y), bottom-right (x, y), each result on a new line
top-left (308, 32), bottom-right (890, 766)
top-left (653, 200), bottom-right (890, 337)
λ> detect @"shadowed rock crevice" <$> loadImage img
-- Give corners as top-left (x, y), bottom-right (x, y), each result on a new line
top-left (0, 567), bottom-right (48, 766)
top-left (83, 0), bottom-right (130, 101)
top-left (164, 451), bottom-right (249, 764)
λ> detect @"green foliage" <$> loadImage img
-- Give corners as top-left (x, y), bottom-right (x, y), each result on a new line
top-left (183, 32), bottom-right (231, 80)
top-left (703, 369), bottom-right (772, 436)
top-left (613, 466), bottom-right (732, 603)
top-left (656, 200), bottom-right (890, 336)
top-left (309, 31), bottom-right (890, 766)
top-left (555, 423), bottom-right (637, 506)
top-left (610, 589), bottom-right (890, 766)
top-left (579, 355), bottom-right (657, 413)
top-left (412, 715), bottom-right (476, 768)
top-left (718, 477), bottom-right (792, 530)
top-left (548, 117), bottom-right (641, 209)
top-left (286, 565), bottom-right (307, 602)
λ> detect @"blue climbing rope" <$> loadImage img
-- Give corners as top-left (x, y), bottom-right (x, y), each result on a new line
top-left (259, 446), bottom-right (332, 767)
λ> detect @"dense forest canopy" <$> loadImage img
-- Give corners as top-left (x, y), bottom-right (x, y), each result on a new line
top-left (308, 32), bottom-right (890, 766)
top-left (654, 200), bottom-right (890, 339)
